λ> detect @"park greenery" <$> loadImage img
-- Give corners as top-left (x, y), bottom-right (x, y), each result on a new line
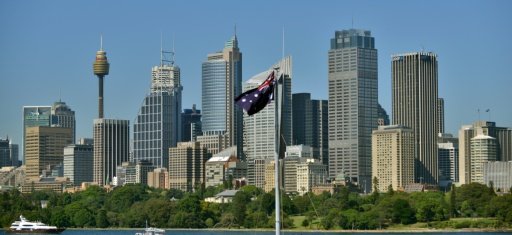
top-left (1, 182), bottom-right (511, 230)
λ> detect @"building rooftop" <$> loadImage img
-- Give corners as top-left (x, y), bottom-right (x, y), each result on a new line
top-left (472, 134), bottom-right (496, 140)
top-left (216, 189), bottom-right (239, 197)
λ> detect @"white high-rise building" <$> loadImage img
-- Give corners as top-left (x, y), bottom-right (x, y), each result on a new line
top-left (470, 135), bottom-right (497, 184)
top-left (244, 57), bottom-right (292, 188)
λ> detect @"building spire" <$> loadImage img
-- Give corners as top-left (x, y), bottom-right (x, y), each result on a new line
top-left (282, 26), bottom-right (285, 59)
top-left (100, 34), bottom-right (103, 51)
top-left (160, 31), bottom-right (163, 67)
top-left (234, 24), bottom-right (237, 39)
top-left (172, 34), bottom-right (176, 64)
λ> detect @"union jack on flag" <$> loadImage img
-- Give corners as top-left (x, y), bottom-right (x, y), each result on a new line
top-left (234, 71), bottom-right (276, 116)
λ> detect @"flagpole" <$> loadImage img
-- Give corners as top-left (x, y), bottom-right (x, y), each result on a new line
top-left (274, 69), bottom-right (281, 235)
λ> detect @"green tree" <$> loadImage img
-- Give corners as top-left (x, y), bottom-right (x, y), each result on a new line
top-left (218, 212), bottom-right (236, 228)
top-left (391, 198), bottom-right (416, 224)
top-left (105, 184), bottom-right (148, 212)
top-left (291, 194), bottom-right (310, 214)
top-left (341, 209), bottom-right (358, 229)
top-left (244, 211), bottom-right (268, 228)
top-left (259, 192), bottom-right (274, 215)
top-left (205, 218), bottom-right (214, 228)
top-left (460, 200), bottom-right (475, 217)
top-left (387, 184), bottom-right (394, 196)
top-left (449, 184), bottom-right (457, 218)
top-left (50, 207), bottom-right (70, 228)
top-left (301, 218), bottom-right (309, 227)
top-left (456, 183), bottom-right (496, 217)
top-left (410, 191), bottom-right (448, 222)
top-left (370, 176), bottom-right (380, 203)
top-left (230, 190), bottom-right (251, 225)
top-left (177, 194), bottom-right (201, 214)
top-left (95, 209), bottom-right (109, 228)
top-left (72, 209), bottom-right (94, 227)
top-left (372, 177), bottom-right (379, 192)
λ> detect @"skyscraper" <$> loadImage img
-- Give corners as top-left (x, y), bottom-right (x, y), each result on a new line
top-left (201, 34), bottom-right (243, 158)
top-left (181, 104), bottom-right (202, 142)
top-left (328, 29), bottom-right (378, 192)
top-left (93, 119), bottom-right (129, 186)
top-left (24, 126), bottom-right (73, 179)
top-left (292, 93), bottom-right (312, 146)
top-left (22, 106), bottom-right (51, 162)
top-left (311, 99), bottom-right (329, 166)
top-left (392, 52), bottom-right (439, 184)
top-left (244, 57), bottom-right (292, 188)
top-left (133, 51), bottom-right (182, 168)
top-left (51, 100), bottom-right (76, 143)
top-left (292, 93), bottom-right (329, 165)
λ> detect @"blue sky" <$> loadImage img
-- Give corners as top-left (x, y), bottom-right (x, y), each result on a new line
top-left (1, 0), bottom-right (511, 148)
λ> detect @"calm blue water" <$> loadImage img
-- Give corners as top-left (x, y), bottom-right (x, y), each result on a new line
top-left (1, 230), bottom-right (511, 235)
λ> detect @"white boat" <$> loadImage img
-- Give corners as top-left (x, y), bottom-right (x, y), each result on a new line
top-left (8, 215), bottom-right (65, 234)
top-left (135, 227), bottom-right (165, 235)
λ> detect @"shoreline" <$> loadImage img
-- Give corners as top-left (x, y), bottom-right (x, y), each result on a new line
top-left (58, 227), bottom-right (512, 233)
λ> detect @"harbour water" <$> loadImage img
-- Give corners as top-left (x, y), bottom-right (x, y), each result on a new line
top-left (1, 230), bottom-right (510, 235)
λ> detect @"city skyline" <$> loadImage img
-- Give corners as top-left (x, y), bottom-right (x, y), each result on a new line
top-left (1, 1), bottom-right (512, 145)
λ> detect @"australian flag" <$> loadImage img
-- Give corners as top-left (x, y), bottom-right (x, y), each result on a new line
top-left (235, 71), bottom-right (275, 116)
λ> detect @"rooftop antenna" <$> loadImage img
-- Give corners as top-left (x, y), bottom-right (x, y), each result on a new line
top-left (100, 34), bottom-right (103, 51)
top-left (159, 33), bottom-right (174, 66)
top-left (282, 26), bottom-right (285, 59)
top-left (172, 34), bottom-right (175, 63)
top-left (160, 31), bottom-right (163, 67)
top-left (352, 16), bottom-right (354, 28)
top-left (234, 23), bottom-right (237, 39)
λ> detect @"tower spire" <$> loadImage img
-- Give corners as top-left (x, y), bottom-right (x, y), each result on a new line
top-left (93, 34), bottom-right (110, 119)
top-left (172, 34), bottom-right (175, 64)
top-left (160, 31), bottom-right (163, 67)
top-left (282, 26), bottom-right (285, 59)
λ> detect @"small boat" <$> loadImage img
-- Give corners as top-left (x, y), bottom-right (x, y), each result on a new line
top-left (8, 215), bottom-right (65, 234)
top-left (135, 221), bottom-right (165, 235)
top-left (135, 227), bottom-right (165, 235)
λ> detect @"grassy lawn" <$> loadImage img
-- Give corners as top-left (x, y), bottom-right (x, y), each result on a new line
top-left (290, 216), bottom-right (510, 231)
top-left (290, 215), bottom-right (322, 230)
